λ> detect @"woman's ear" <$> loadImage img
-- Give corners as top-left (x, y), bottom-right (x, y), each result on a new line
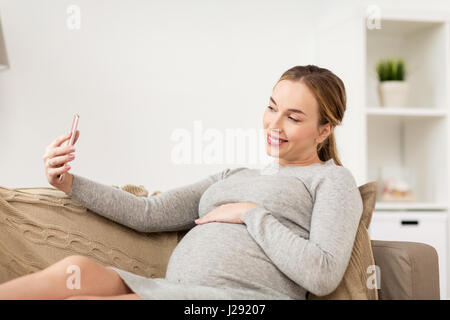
top-left (316, 123), bottom-right (332, 144)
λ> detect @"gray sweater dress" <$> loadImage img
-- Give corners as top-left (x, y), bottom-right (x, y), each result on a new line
top-left (67, 158), bottom-right (363, 300)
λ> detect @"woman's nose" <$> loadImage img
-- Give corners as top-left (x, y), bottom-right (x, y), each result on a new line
top-left (268, 116), bottom-right (284, 131)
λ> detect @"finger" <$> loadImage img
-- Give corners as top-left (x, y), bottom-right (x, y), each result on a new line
top-left (47, 153), bottom-right (75, 168)
top-left (195, 217), bottom-right (210, 224)
top-left (48, 163), bottom-right (71, 178)
top-left (50, 131), bottom-right (72, 149)
top-left (47, 144), bottom-right (76, 159)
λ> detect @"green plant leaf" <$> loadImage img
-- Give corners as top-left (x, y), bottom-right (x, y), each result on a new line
top-left (387, 59), bottom-right (395, 81)
top-left (397, 58), bottom-right (405, 81)
top-left (376, 57), bottom-right (406, 81)
top-left (376, 59), bottom-right (387, 82)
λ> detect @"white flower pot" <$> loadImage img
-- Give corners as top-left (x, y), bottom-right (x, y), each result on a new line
top-left (377, 81), bottom-right (409, 107)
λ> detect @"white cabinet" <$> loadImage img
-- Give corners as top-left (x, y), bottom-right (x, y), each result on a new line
top-left (369, 211), bottom-right (447, 300)
top-left (316, 7), bottom-right (450, 299)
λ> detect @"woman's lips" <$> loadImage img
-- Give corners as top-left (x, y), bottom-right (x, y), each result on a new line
top-left (267, 134), bottom-right (288, 146)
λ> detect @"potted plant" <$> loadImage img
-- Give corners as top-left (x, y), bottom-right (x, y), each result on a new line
top-left (376, 58), bottom-right (409, 107)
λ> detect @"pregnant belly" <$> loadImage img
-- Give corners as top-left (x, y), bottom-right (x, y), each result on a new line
top-left (165, 222), bottom-right (281, 291)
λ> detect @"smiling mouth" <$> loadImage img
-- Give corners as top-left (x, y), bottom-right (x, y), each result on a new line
top-left (267, 134), bottom-right (288, 146)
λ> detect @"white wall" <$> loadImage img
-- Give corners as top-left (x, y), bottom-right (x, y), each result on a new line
top-left (0, 0), bottom-right (321, 191)
top-left (2, 0), bottom-right (448, 192)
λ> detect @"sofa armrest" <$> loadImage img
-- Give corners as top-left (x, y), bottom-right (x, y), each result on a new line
top-left (371, 240), bottom-right (440, 300)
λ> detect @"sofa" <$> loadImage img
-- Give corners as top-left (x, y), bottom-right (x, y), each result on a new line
top-left (0, 181), bottom-right (441, 300)
top-left (370, 240), bottom-right (440, 299)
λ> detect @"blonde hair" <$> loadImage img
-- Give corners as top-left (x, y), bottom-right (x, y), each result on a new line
top-left (274, 65), bottom-right (346, 166)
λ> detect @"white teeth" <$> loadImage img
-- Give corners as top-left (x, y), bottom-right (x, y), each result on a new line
top-left (269, 136), bottom-right (285, 144)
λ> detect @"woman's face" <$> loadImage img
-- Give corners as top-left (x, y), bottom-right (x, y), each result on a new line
top-left (262, 79), bottom-right (331, 166)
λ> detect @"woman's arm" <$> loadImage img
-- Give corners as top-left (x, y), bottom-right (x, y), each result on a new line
top-left (241, 166), bottom-right (363, 297)
top-left (67, 169), bottom-right (234, 233)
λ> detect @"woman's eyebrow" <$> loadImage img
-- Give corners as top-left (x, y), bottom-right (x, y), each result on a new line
top-left (270, 96), bottom-right (307, 116)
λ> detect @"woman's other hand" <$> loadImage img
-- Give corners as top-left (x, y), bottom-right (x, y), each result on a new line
top-left (195, 202), bottom-right (259, 225)
top-left (43, 130), bottom-right (80, 194)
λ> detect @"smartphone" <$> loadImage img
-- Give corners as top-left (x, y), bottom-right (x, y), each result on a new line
top-left (58, 114), bottom-right (80, 182)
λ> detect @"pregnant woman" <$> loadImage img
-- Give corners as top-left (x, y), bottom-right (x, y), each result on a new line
top-left (0, 65), bottom-right (363, 300)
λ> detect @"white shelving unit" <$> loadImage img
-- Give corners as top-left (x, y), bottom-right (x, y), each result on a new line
top-left (316, 8), bottom-right (450, 299)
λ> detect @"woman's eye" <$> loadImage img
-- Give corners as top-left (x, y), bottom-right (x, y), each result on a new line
top-left (267, 106), bottom-right (300, 122)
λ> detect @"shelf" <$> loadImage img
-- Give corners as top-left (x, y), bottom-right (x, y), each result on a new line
top-left (375, 202), bottom-right (448, 211)
top-left (366, 19), bottom-right (448, 110)
top-left (367, 115), bottom-right (447, 204)
top-left (365, 17), bottom-right (449, 206)
top-left (366, 107), bottom-right (447, 118)
top-left (317, 9), bottom-right (450, 300)
top-left (371, 19), bottom-right (444, 37)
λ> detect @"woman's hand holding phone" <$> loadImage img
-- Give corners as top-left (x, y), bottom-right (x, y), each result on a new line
top-left (43, 130), bottom-right (80, 194)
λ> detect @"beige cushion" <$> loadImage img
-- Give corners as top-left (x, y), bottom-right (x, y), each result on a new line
top-left (307, 181), bottom-right (379, 300)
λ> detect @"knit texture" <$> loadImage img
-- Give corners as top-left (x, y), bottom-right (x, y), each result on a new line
top-left (0, 185), bottom-right (178, 285)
